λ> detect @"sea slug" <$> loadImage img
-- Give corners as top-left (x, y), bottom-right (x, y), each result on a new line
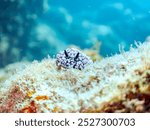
top-left (56, 48), bottom-right (93, 70)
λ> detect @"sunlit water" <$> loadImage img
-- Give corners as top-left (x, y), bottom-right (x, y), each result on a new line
top-left (0, 0), bottom-right (150, 67)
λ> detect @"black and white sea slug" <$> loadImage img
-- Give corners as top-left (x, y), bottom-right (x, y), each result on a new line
top-left (56, 48), bottom-right (93, 70)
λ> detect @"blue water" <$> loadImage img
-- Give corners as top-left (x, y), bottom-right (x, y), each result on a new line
top-left (48, 0), bottom-right (150, 54)
top-left (0, 0), bottom-right (150, 67)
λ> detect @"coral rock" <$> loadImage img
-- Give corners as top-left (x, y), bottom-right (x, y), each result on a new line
top-left (0, 41), bottom-right (150, 113)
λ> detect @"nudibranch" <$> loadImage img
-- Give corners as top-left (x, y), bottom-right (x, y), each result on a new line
top-left (56, 48), bottom-right (93, 70)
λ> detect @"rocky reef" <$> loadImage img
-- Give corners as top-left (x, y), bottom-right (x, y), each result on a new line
top-left (0, 41), bottom-right (149, 113)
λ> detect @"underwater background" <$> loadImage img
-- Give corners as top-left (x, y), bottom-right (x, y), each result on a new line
top-left (0, 0), bottom-right (150, 68)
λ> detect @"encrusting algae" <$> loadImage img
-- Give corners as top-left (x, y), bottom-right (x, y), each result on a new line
top-left (0, 41), bottom-right (149, 113)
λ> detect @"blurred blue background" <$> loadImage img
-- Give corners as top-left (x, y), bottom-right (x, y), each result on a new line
top-left (0, 0), bottom-right (150, 67)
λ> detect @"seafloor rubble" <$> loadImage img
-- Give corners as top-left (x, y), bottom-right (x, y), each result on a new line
top-left (0, 41), bottom-right (149, 113)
